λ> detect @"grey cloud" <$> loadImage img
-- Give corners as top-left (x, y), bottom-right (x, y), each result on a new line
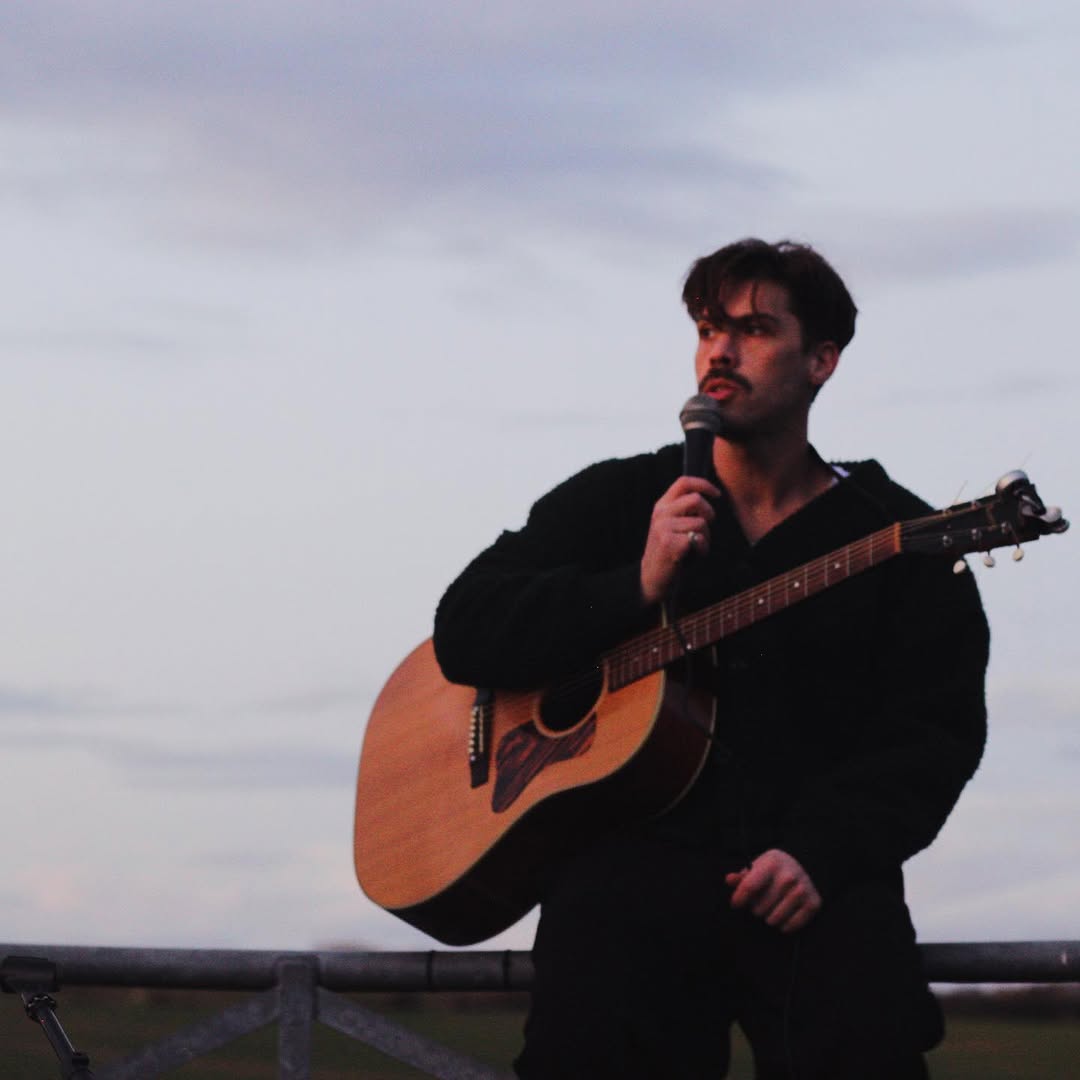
top-left (0, 2), bottom-right (986, 104)
top-left (838, 207), bottom-right (1080, 283)
top-left (868, 370), bottom-right (1072, 410)
top-left (1, 682), bottom-right (358, 789)
top-left (251, 687), bottom-right (376, 716)
top-left (0, 686), bottom-right (79, 716)
top-left (116, 742), bottom-right (355, 789)
top-left (0, 684), bottom-right (181, 720)
top-left (0, 1), bottom-right (987, 248)
top-left (7, 723), bottom-right (354, 789)
top-left (951, 372), bottom-right (1074, 404)
top-left (404, 404), bottom-right (658, 431)
top-left (191, 849), bottom-right (294, 869)
top-left (0, 326), bottom-right (192, 360)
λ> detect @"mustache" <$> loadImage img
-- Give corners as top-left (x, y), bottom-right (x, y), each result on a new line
top-left (698, 372), bottom-right (751, 393)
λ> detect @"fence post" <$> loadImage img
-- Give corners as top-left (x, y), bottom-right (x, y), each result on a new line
top-left (276, 958), bottom-right (317, 1080)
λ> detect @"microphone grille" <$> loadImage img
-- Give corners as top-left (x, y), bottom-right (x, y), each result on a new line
top-left (679, 393), bottom-right (727, 435)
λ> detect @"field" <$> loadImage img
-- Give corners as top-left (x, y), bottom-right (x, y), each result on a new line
top-left (2, 987), bottom-right (1079, 1077)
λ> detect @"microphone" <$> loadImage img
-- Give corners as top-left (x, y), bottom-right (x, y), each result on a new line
top-left (679, 393), bottom-right (726, 478)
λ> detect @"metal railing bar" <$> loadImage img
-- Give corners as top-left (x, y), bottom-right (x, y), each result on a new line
top-left (0, 944), bottom-right (534, 992)
top-left (316, 987), bottom-right (511, 1080)
top-left (0, 944), bottom-right (301, 990)
top-left (93, 986), bottom-right (279, 1080)
top-left (277, 960), bottom-right (315, 1080)
top-left (319, 950), bottom-right (534, 992)
top-left (921, 941), bottom-right (1080, 983)
top-left (6, 941), bottom-right (1080, 991)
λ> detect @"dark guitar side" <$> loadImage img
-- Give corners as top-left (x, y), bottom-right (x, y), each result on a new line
top-left (353, 638), bottom-right (715, 945)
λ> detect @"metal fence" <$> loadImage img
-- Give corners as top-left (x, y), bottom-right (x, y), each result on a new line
top-left (3, 941), bottom-right (1080, 1079)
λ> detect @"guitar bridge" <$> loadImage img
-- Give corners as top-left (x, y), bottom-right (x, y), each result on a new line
top-left (469, 687), bottom-right (494, 788)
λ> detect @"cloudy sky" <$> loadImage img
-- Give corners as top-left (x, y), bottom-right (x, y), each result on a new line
top-left (2, 1), bottom-right (1078, 956)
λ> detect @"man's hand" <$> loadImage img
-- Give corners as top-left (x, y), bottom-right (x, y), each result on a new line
top-left (639, 476), bottom-right (721, 606)
top-left (726, 849), bottom-right (822, 933)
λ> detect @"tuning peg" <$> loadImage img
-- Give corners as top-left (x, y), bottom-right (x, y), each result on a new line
top-left (982, 553), bottom-right (996, 568)
top-left (995, 470), bottom-right (1029, 495)
top-left (1012, 546), bottom-right (1025, 562)
top-left (953, 559), bottom-right (968, 574)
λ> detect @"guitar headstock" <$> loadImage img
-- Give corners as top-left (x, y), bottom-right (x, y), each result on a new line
top-left (902, 471), bottom-right (1069, 562)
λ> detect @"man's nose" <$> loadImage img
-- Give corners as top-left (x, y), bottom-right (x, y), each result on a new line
top-left (704, 331), bottom-right (736, 367)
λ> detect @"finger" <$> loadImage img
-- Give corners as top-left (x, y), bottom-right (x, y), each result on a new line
top-left (655, 497), bottom-right (719, 530)
top-left (670, 513), bottom-right (711, 535)
top-left (770, 880), bottom-right (822, 932)
top-left (729, 866), bottom-right (771, 909)
top-left (777, 896), bottom-right (821, 934)
top-left (685, 529), bottom-right (709, 556)
top-left (658, 526), bottom-right (709, 561)
top-left (729, 874), bottom-right (759, 908)
top-left (652, 513), bottom-right (710, 559)
top-left (764, 885), bottom-right (807, 928)
top-left (649, 504), bottom-right (712, 547)
top-left (666, 476), bottom-right (723, 501)
top-left (663, 492), bottom-right (717, 520)
top-left (751, 881), bottom-right (789, 919)
top-left (730, 853), bottom-right (793, 910)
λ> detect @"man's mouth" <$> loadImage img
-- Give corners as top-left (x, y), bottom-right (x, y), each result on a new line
top-left (700, 376), bottom-right (749, 397)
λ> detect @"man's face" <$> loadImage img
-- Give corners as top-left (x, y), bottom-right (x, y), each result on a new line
top-left (693, 279), bottom-right (837, 440)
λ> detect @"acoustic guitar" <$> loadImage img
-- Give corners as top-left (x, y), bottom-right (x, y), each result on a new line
top-left (354, 471), bottom-right (1067, 945)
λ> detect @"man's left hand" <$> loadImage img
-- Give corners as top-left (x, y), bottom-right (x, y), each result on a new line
top-left (725, 849), bottom-right (822, 933)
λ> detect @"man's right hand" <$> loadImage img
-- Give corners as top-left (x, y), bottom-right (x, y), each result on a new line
top-left (639, 476), bottom-right (721, 606)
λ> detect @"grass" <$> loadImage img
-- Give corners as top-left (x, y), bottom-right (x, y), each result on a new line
top-left (3, 987), bottom-right (1080, 1077)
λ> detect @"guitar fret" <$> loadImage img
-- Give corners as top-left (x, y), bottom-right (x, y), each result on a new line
top-left (606, 526), bottom-right (903, 692)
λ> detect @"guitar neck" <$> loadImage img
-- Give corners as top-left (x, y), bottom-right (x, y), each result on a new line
top-left (605, 523), bottom-right (902, 691)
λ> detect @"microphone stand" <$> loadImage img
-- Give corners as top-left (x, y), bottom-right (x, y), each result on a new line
top-left (1, 955), bottom-right (95, 1079)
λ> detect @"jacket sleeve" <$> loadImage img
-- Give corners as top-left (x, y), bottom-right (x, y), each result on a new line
top-left (433, 459), bottom-right (661, 690)
top-left (779, 554), bottom-right (989, 898)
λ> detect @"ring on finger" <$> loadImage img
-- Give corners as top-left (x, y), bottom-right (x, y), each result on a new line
top-left (687, 530), bottom-right (700, 547)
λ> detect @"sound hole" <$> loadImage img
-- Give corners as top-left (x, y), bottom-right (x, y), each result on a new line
top-left (539, 666), bottom-right (603, 732)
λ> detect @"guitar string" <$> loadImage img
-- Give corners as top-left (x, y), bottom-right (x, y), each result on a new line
top-left (557, 531), bottom-right (891, 715)
top-left (494, 495), bottom-right (1011, 742)
top-left (611, 528), bottom-right (896, 683)
top-left (524, 498), bottom-right (1007, 721)
top-left (530, 526), bottom-right (903, 721)
top-left (603, 506), bottom-right (995, 683)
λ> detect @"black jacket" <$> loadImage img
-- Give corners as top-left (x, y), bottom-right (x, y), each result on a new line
top-left (433, 445), bottom-right (988, 899)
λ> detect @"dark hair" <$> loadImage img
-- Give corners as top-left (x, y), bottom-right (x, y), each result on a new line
top-left (682, 238), bottom-right (857, 352)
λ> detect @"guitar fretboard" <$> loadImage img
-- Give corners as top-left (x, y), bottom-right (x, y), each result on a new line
top-left (605, 523), bottom-right (902, 691)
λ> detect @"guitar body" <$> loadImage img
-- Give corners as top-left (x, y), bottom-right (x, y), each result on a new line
top-left (354, 638), bottom-right (715, 944)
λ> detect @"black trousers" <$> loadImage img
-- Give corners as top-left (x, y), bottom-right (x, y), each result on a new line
top-left (515, 833), bottom-right (941, 1079)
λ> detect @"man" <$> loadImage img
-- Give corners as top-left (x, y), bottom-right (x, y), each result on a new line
top-left (433, 239), bottom-right (988, 1078)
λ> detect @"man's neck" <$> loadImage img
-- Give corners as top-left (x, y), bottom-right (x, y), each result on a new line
top-left (712, 432), bottom-right (835, 544)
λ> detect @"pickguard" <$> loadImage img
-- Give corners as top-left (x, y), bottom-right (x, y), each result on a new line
top-left (492, 716), bottom-right (597, 812)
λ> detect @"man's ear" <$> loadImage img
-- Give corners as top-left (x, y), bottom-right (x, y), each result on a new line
top-left (808, 341), bottom-right (840, 390)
